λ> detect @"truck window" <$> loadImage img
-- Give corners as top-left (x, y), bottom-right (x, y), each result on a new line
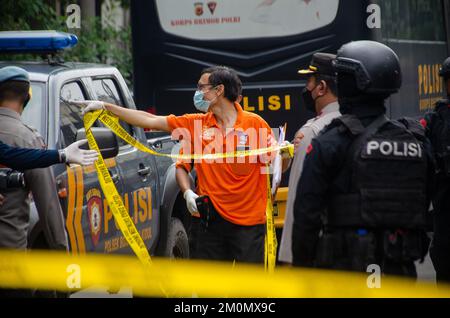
top-left (59, 81), bottom-right (87, 147)
top-left (22, 82), bottom-right (45, 139)
top-left (92, 78), bottom-right (134, 147)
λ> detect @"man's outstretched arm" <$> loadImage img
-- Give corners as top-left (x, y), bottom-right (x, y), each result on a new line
top-left (0, 140), bottom-right (98, 170)
top-left (72, 100), bottom-right (170, 131)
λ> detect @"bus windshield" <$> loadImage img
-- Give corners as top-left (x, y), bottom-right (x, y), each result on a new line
top-left (155, 0), bottom-right (339, 40)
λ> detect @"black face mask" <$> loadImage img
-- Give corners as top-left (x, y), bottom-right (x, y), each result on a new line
top-left (301, 87), bottom-right (317, 113)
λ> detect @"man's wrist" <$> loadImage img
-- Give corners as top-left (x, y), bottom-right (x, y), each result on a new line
top-left (58, 149), bottom-right (67, 163)
top-left (183, 189), bottom-right (194, 199)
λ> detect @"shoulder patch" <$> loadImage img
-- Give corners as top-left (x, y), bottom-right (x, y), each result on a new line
top-left (396, 117), bottom-right (425, 139)
top-left (306, 143), bottom-right (313, 154)
top-left (419, 118), bottom-right (427, 129)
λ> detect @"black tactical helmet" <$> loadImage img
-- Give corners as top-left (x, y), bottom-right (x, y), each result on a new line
top-left (439, 57), bottom-right (450, 79)
top-left (334, 41), bottom-right (402, 97)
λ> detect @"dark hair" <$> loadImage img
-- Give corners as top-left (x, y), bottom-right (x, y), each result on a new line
top-left (201, 66), bottom-right (242, 102)
top-left (314, 74), bottom-right (337, 96)
top-left (0, 80), bottom-right (30, 104)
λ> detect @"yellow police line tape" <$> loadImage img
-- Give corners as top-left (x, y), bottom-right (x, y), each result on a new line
top-left (265, 166), bottom-right (276, 273)
top-left (1, 249), bottom-right (449, 298)
top-left (84, 110), bottom-right (294, 161)
top-left (84, 116), bottom-right (151, 266)
top-left (83, 110), bottom-right (293, 271)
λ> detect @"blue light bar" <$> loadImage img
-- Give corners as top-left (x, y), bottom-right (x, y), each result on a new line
top-left (0, 30), bottom-right (78, 53)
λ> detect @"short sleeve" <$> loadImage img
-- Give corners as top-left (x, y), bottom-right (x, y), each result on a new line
top-left (166, 113), bottom-right (205, 133)
top-left (175, 145), bottom-right (193, 172)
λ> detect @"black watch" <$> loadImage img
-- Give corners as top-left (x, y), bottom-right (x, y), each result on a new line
top-left (58, 149), bottom-right (67, 163)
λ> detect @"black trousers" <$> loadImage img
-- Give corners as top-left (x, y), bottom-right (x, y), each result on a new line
top-left (315, 230), bottom-right (420, 278)
top-left (193, 208), bottom-right (265, 264)
top-left (430, 207), bottom-right (450, 283)
top-left (430, 183), bottom-right (450, 283)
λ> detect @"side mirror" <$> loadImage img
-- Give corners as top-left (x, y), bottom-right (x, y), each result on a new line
top-left (76, 127), bottom-right (119, 159)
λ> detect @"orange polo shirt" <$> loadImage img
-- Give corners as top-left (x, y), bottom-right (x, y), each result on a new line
top-left (168, 103), bottom-right (273, 226)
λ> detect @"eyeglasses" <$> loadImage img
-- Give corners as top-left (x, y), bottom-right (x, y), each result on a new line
top-left (197, 83), bottom-right (214, 91)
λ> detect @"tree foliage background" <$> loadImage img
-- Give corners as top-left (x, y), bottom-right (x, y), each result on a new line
top-left (0, 0), bottom-right (132, 86)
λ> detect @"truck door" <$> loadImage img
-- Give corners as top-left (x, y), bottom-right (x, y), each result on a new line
top-left (59, 80), bottom-right (124, 255)
top-left (90, 77), bottom-right (159, 255)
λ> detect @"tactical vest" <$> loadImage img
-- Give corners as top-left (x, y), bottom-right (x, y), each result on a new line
top-left (328, 115), bottom-right (428, 229)
top-left (429, 99), bottom-right (450, 176)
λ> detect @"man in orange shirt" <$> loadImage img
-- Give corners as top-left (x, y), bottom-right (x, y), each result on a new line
top-left (75, 66), bottom-right (273, 263)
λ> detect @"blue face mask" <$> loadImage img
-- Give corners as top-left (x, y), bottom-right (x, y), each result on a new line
top-left (193, 90), bottom-right (211, 112)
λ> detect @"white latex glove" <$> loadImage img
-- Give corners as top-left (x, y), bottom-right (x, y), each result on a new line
top-left (279, 140), bottom-right (294, 158)
top-left (69, 100), bottom-right (105, 116)
top-left (63, 139), bottom-right (99, 166)
top-left (183, 189), bottom-right (199, 215)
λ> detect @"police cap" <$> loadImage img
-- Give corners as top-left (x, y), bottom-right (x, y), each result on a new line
top-left (0, 66), bottom-right (30, 84)
top-left (298, 53), bottom-right (336, 77)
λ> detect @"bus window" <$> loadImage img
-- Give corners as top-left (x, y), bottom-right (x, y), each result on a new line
top-left (380, 0), bottom-right (446, 41)
top-left (378, 0), bottom-right (448, 117)
top-left (155, 0), bottom-right (340, 40)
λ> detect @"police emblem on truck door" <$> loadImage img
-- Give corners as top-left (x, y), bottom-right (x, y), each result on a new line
top-left (86, 189), bottom-right (103, 247)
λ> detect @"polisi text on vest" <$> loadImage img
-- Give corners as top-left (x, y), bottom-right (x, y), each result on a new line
top-left (366, 140), bottom-right (423, 158)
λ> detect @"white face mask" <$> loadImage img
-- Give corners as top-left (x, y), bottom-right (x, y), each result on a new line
top-left (193, 90), bottom-right (211, 112)
top-left (193, 87), bottom-right (219, 112)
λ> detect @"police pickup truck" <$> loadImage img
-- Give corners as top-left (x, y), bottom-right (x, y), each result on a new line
top-left (0, 31), bottom-right (192, 259)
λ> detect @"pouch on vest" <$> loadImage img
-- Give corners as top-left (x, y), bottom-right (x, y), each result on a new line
top-left (382, 230), bottom-right (430, 262)
top-left (314, 232), bottom-right (338, 268)
top-left (344, 231), bottom-right (376, 271)
top-left (314, 230), bottom-right (376, 271)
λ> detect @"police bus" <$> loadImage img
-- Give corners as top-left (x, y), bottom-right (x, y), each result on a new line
top-left (130, 0), bottom-right (450, 140)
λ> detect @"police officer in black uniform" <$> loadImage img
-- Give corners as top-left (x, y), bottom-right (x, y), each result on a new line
top-left (425, 57), bottom-right (450, 283)
top-left (292, 41), bottom-right (433, 277)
